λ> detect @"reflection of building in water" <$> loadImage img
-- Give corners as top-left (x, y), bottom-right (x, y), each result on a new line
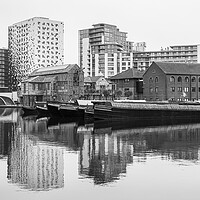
top-left (20, 116), bottom-right (84, 151)
top-left (79, 132), bottom-right (133, 184)
top-left (0, 108), bottom-right (18, 158)
top-left (7, 123), bottom-right (64, 191)
top-left (47, 122), bottom-right (84, 151)
top-left (79, 123), bottom-right (200, 184)
top-left (112, 123), bottom-right (200, 162)
top-left (0, 122), bottom-right (12, 158)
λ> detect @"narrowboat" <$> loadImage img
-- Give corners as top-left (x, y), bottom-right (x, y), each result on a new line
top-left (36, 106), bottom-right (50, 118)
top-left (21, 106), bottom-right (38, 116)
top-left (94, 101), bottom-right (200, 121)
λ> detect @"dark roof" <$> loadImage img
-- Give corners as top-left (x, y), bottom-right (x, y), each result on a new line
top-left (84, 76), bottom-right (104, 83)
top-left (109, 68), bottom-right (144, 80)
top-left (29, 64), bottom-right (79, 77)
top-left (153, 62), bottom-right (200, 75)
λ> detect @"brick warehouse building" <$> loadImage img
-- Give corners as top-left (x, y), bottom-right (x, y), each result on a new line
top-left (143, 62), bottom-right (200, 101)
top-left (109, 68), bottom-right (144, 100)
top-left (20, 64), bottom-right (84, 106)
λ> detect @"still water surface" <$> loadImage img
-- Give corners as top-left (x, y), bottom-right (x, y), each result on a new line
top-left (0, 108), bottom-right (200, 200)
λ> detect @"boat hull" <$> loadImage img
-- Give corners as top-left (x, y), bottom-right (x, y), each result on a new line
top-left (21, 106), bottom-right (38, 116)
top-left (59, 105), bottom-right (85, 118)
top-left (94, 102), bottom-right (200, 121)
top-left (46, 103), bottom-right (61, 118)
top-left (36, 106), bottom-right (50, 118)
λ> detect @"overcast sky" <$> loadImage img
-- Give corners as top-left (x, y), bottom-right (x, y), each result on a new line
top-left (1, 0), bottom-right (200, 64)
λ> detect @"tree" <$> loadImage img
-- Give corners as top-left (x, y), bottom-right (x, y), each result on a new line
top-left (115, 90), bottom-right (122, 99)
top-left (124, 90), bottom-right (133, 99)
top-left (102, 90), bottom-right (110, 100)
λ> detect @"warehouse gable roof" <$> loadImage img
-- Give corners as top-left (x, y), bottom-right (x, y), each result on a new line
top-left (109, 68), bottom-right (144, 80)
top-left (153, 62), bottom-right (200, 75)
top-left (30, 64), bottom-right (80, 76)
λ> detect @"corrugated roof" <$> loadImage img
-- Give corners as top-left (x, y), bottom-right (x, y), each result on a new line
top-left (30, 64), bottom-right (79, 77)
top-left (154, 62), bottom-right (200, 75)
top-left (109, 68), bottom-right (144, 80)
top-left (26, 75), bottom-right (56, 83)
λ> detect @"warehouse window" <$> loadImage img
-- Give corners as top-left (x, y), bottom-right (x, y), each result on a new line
top-left (155, 77), bottom-right (158, 83)
top-left (177, 76), bottom-right (182, 82)
top-left (185, 77), bottom-right (189, 82)
top-left (170, 76), bottom-right (175, 82)
top-left (191, 77), bottom-right (196, 82)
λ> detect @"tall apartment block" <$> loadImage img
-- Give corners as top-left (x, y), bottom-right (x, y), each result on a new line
top-left (0, 48), bottom-right (10, 92)
top-left (131, 44), bottom-right (200, 70)
top-left (8, 17), bottom-right (64, 90)
top-left (117, 44), bottom-right (200, 71)
top-left (78, 23), bottom-right (145, 78)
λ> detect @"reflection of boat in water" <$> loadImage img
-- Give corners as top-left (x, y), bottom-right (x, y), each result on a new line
top-left (94, 116), bottom-right (200, 134)
top-left (47, 116), bottom-right (84, 127)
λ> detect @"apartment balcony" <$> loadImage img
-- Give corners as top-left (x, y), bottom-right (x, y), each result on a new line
top-left (89, 28), bottom-right (104, 34)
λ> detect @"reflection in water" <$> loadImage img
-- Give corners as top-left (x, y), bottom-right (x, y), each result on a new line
top-left (0, 108), bottom-right (18, 159)
top-left (79, 121), bottom-right (200, 184)
top-left (7, 116), bottom-right (64, 191)
top-left (1, 109), bottom-right (200, 192)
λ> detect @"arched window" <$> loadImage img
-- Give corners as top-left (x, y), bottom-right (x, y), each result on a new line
top-left (170, 76), bottom-right (175, 82)
top-left (149, 77), bottom-right (153, 83)
top-left (185, 76), bottom-right (189, 82)
top-left (198, 77), bottom-right (200, 82)
top-left (177, 76), bottom-right (182, 82)
top-left (191, 77), bottom-right (196, 82)
top-left (155, 77), bottom-right (159, 83)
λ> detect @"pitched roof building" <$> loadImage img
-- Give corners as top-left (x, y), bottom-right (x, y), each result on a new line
top-left (20, 64), bottom-right (84, 106)
top-left (109, 68), bottom-right (144, 100)
top-left (143, 62), bottom-right (200, 101)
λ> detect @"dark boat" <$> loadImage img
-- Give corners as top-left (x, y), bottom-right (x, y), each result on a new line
top-left (36, 106), bottom-right (50, 118)
top-left (21, 106), bottom-right (38, 116)
top-left (46, 102), bottom-right (62, 118)
top-left (47, 101), bottom-right (76, 118)
top-left (58, 100), bottom-right (94, 120)
top-left (94, 101), bottom-right (200, 121)
top-left (59, 104), bottom-right (85, 118)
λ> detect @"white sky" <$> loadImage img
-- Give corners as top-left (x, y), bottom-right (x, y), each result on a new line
top-left (1, 0), bottom-right (200, 64)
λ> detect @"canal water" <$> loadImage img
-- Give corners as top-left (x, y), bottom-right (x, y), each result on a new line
top-left (1, 108), bottom-right (200, 200)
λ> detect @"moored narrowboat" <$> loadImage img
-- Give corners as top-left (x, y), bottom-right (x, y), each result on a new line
top-left (94, 101), bottom-right (200, 121)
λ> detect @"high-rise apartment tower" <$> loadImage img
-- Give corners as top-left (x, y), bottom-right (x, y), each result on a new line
top-left (8, 17), bottom-right (64, 90)
top-left (0, 48), bottom-right (9, 92)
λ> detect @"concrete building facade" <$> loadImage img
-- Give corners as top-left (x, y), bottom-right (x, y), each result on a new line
top-left (8, 17), bottom-right (64, 90)
top-left (132, 44), bottom-right (200, 70)
top-left (78, 23), bottom-right (145, 78)
top-left (0, 48), bottom-right (10, 92)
